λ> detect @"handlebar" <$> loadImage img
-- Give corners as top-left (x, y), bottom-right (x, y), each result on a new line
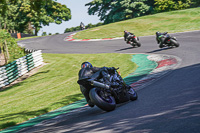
top-left (164, 32), bottom-right (168, 35)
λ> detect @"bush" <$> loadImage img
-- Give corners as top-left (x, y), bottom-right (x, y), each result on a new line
top-left (64, 22), bottom-right (104, 33)
top-left (191, 0), bottom-right (200, 7)
top-left (42, 32), bottom-right (47, 36)
top-left (154, 0), bottom-right (192, 13)
top-left (0, 30), bottom-right (26, 64)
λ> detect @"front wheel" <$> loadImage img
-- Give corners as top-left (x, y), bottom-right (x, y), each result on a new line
top-left (136, 41), bottom-right (141, 47)
top-left (89, 88), bottom-right (116, 112)
top-left (170, 39), bottom-right (180, 47)
top-left (134, 39), bottom-right (141, 47)
top-left (128, 87), bottom-right (138, 101)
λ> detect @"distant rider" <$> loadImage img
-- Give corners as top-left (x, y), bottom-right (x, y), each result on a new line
top-left (80, 22), bottom-right (85, 30)
top-left (124, 30), bottom-right (134, 44)
top-left (156, 31), bottom-right (168, 48)
top-left (78, 62), bottom-right (116, 107)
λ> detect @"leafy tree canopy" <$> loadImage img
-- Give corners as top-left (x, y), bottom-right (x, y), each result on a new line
top-left (86, 0), bottom-right (150, 24)
top-left (153, 0), bottom-right (197, 12)
top-left (0, 0), bottom-right (71, 35)
top-left (86, 0), bottom-right (199, 24)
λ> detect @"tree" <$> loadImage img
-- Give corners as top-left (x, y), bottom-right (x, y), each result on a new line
top-left (0, 0), bottom-right (71, 35)
top-left (0, 29), bottom-right (25, 65)
top-left (154, 0), bottom-right (192, 12)
top-left (86, 23), bottom-right (93, 29)
top-left (0, 0), bottom-right (19, 31)
top-left (86, 0), bottom-right (150, 24)
top-left (27, 0), bottom-right (71, 35)
top-left (191, 0), bottom-right (200, 7)
top-left (0, 0), bottom-right (7, 29)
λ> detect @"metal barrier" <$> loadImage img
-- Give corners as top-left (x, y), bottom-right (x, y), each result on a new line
top-left (0, 50), bottom-right (43, 88)
top-left (10, 33), bottom-right (36, 38)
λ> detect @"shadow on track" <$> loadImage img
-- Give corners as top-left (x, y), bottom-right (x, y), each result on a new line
top-left (115, 46), bottom-right (134, 52)
top-left (147, 47), bottom-right (173, 53)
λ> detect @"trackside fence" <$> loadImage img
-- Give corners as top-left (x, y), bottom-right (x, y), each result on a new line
top-left (0, 50), bottom-right (43, 88)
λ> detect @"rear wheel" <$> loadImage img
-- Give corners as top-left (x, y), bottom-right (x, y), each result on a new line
top-left (135, 39), bottom-right (141, 47)
top-left (89, 88), bottom-right (116, 112)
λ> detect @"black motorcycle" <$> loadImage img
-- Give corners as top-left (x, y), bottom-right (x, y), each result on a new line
top-left (159, 33), bottom-right (180, 48)
top-left (127, 35), bottom-right (141, 47)
top-left (77, 68), bottom-right (138, 112)
top-left (80, 24), bottom-right (85, 30)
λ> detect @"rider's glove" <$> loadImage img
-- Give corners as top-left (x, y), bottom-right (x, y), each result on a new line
top-left (109, 67), bottom-right (116, 73)
top-left (101, 67), bottom-right (108, 71)
top-left (111, 67), bottom-right (116, 70)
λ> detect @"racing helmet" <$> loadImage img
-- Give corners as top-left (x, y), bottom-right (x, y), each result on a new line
top-left (156, 31), bottom-right (160, 35)
top-left (81, 62), bottom-right (93, 68)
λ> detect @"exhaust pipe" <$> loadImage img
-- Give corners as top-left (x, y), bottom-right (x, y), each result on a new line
top-left (91, 81), bottom-right (110, 90)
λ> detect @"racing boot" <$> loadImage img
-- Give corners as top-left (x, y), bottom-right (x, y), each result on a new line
top-left (80, 85), bottom-right (94, 107)
top-left (87, 99), bottom-right (95, 107)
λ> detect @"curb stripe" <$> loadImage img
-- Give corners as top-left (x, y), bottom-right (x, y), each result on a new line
top-left (64, 33), bottom-right (123, 42)
top-left (130, 54), bottom-right (181, 90)
top-left (156, 58), bottom-right (177, 68)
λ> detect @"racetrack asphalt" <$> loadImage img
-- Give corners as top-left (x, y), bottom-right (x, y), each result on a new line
top-left (16, 31), bottom-right (200, 133)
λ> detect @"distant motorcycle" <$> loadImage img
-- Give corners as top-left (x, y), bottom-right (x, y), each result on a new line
top-left (127, 35), bottom-right (141, 47)
top-left (77, 67), bottom-right (138, 112)
top-left (80, 23), bottom-right (85, 30)
top-left (158, 32), bottom-right (180, 48)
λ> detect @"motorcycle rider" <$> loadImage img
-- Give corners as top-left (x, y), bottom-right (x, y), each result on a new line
top-left (124, 30), bottom-right (134, 44)
top-left (156, 31), bottom-right (168, 48)
top-left (80, 22), bottom-right (85, 30)
top-left (78, 62), bottom-right (116, 107)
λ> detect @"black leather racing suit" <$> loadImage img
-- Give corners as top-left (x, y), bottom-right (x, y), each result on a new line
top-left (124, 32), bottom-right (134, 44)
top-left (78, 67), bottom-right (115, 106)
top-left (156, 32), bottom-right (168, 47)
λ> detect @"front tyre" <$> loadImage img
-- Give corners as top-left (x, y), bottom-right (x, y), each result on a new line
top-left (171, 39), bottom-right (180, 47)
top-left (136, 41), bottom-right (141, 47)
top-left (89, 88), bottom-right (116, 112)
top-left (128, 87), bottom-right (138, 101)
top-left (134, 39), bottom-right (141, 47)
top-left (159, 44), bottom-right (164, 48)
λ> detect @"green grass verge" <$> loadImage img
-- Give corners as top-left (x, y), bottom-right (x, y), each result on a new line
top-left (0, 53), bottom-right (137, 130)
top-left (74, 7), bottom-right (200, 39)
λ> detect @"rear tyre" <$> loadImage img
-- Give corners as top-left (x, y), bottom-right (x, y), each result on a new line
top-left (128, 87), bottom-right (138, 101)
top-left (171, 39), bottom-right (180, 47)
top-left (89, 88), bottom-right (116, 112)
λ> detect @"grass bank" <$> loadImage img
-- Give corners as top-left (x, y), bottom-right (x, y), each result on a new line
top-left (74, 7), bottom-right (200, 39)
top-left (0, 53), bottom-right (137, 130)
